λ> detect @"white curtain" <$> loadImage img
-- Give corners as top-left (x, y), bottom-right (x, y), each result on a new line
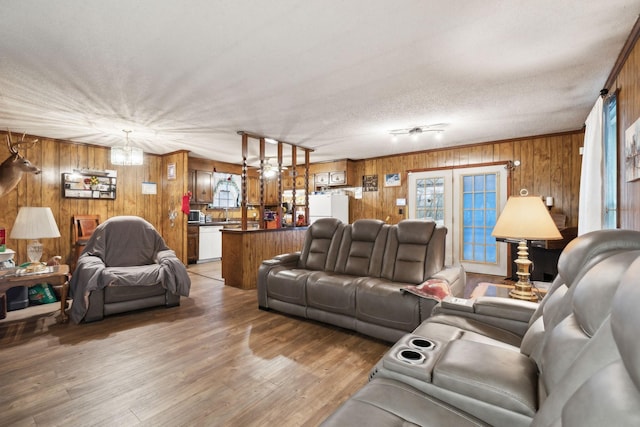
top-left (578, 97), bottom-right (604, 235)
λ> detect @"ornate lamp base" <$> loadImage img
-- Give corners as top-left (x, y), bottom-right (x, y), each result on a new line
top-left (509, 239), bottom-right (539, 302)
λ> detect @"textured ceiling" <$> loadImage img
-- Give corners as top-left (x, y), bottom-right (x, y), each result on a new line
top-left (0, 1), bottom-right (639, 165)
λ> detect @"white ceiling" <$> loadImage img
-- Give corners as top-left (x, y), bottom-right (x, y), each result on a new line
top-left (0, 1), bottom-right (639, 165)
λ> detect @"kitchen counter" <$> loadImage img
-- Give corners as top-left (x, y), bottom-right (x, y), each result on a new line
top-left (190, 221), bottom-right (260, 227)
top-left (221, 227), bottom-right (307, 289)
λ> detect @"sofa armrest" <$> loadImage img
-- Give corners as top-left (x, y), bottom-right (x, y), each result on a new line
top-left (430, 265), bottom-right (466, 297)
top-left (432, 296), bottom-right (538, 337)
top-left (257, 252), bottom-right (301, 308)
top-left (264, 251), bottom-right (301, 267)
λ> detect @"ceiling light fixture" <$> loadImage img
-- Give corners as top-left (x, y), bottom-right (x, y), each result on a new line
top-left (111, 130), bottom-right (144, 166)
top-left (265, 138), bottom-right (279, 145)
top-left (389, 124), bottom-right (447, 141)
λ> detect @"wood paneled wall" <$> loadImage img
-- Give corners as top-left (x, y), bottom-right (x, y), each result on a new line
top-left (613, 35), bottom-right (640, 230)
top-left (0, 133), bottom-right (189, 266)
top-left (349, 131), bottom-right (584, 226)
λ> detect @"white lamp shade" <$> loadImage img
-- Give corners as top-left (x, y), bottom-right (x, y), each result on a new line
top-left (10, 207), bottom-right (61, 239)
top-left (492, 195), bottom-right (562, 240)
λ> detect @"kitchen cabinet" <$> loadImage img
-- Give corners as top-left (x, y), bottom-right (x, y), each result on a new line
top-left (265, 179), bottom-right (280, 205)
top-left (187, 225), bottom-right (199, 264)
top-left (314, 172), bottom-right (329, 188)
top-left (329, 171), bottom-right (346, 186)
top-left (284, 173), bottom-right (308, 191)
top-left (246, 176), bottom-right (281, 205)
top-left (195, 170), bottom-right (213, 203)
top-left (311, 159), bottom-right (357, 189)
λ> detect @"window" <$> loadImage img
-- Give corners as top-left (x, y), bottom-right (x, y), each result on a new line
top-left (212, 173), bottom-right (241, 208)
top-left (603, 93), bottom-right (617, 229)
top-left (415, 177), bottom-right (445, 224)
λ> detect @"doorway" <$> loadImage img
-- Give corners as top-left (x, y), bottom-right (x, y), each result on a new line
top-left (408, 165), bottom-right (507, 275)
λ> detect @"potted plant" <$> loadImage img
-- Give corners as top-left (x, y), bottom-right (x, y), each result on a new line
top-left (89, 176), bottom-right (100, 191)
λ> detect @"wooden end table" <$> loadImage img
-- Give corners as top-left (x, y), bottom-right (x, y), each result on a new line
top-left (0, 264), bottom-right (70, 323)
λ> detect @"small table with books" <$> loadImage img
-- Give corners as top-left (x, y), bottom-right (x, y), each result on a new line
top-left (0, 264), bottom-right (70, 323)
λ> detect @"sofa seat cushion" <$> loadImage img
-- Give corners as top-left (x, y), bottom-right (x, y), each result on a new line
top-left (100, 264), bottom-right (164, 287)
top-left (321, 377), bottom-right (489, 427)
top-left (265, 267), bottom-right (313, 306)
top-left (104, 283), bottom-right (167, 303)
top-left (355, 278), bottom-right (422, 332)
top-left (433, 340), bottom-right (538, 417)
top-left (306, 272), bottom-right (358, 316)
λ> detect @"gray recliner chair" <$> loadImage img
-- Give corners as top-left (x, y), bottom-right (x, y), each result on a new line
top-left (69, 216), bottom-right (191, 323)
top-left (322, 229), bottom-right (640, 426)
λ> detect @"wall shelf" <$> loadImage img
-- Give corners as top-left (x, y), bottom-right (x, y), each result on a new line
top-left (62, 170), bottom-right (117, 199)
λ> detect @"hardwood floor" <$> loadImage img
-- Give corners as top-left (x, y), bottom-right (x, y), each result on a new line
top-left (0, 261), bottom-right (390, 426)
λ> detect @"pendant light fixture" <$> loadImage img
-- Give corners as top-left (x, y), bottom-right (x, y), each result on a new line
top-left (111, 130), bottom-right (144, 166)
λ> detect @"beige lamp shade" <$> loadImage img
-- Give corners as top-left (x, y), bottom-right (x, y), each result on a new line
top-left (492, 194), bottom-right (562, 241)
top-left (10, 207), bottom-right (61, 239)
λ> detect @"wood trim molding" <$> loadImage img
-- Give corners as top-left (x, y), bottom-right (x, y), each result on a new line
top-left (365, 129), bottom-right (584, 162)
top-left (604, 14), bottom-right (640, 91)
top-left (407, 160), bottom-right (510, 174)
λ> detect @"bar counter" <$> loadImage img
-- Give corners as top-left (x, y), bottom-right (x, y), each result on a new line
top-left (221, 227), bottom-right (307, 289)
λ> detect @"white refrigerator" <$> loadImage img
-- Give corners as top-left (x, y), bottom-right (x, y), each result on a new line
top-left (308, 193), bottom-right (349, 224)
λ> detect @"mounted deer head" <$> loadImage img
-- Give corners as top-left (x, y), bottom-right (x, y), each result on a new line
top-left (0, 130), bottom-right (41, 198)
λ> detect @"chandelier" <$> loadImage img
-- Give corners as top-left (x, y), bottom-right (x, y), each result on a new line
top-left (111, 130), bottom-right (144, 166)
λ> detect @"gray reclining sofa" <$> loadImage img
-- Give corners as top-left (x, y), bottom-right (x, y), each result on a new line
top-left (322, 229), bottom-right (640, 426)
top-left (258, 218), bottom-right (466, 342)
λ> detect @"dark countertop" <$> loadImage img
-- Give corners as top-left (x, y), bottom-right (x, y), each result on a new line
top-left (221, 225), bottom-right (308, 233)
top-left (189, 221), bottom-right (259, 227)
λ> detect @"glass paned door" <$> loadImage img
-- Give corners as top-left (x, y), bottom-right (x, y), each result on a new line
top-left (409, 165), bottom-right (507, 275)
top-left (408, 170), bottom-right (453, 265)
top-left (461, 173), bottom-right (498, 264)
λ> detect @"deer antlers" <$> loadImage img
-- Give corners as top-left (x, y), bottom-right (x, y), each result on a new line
top-left (6, 129), bottom-right (39, 155)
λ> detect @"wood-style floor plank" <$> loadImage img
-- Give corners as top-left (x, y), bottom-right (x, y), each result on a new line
top-left (0, 262), bottom-right (390, 426)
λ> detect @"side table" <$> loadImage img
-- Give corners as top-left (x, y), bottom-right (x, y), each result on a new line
top-left (0, 264), bottom-right (70, 323)
top-left (470, 281), bottom-right (550, 301)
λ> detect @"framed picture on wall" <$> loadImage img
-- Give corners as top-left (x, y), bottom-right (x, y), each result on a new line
top-left (167, 163), bottom-right (177, 180)
top-left (625, 117), bottom-right (640, 182)
top-left (384, 173), bottom-right (401, 187)
top-left (363, 174), bottom-right (378, 191)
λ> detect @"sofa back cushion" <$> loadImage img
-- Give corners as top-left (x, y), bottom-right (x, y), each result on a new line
top-left (298, 218), bottom-right (344, 271)
top-left (527, 229), bottom-right (640, 330)
top-left (531, 256), bottom-right (640, 427)
top-left (381, 220), bottom-right (446, 284)
top-left (334, 219), bottom-right (388, 277)
top-left (538, 250), bottom-right (640, 395)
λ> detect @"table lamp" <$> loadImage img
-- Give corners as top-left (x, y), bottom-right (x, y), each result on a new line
top-left (491, 189), bottom-right (562, 301)
top-left (10, 207), bottom-right (61, 270)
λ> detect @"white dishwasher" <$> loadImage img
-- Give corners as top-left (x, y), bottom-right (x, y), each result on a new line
top-left (198, 226), bottom-right (223, 262)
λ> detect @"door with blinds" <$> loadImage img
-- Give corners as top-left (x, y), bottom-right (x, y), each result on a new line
top-left (408, 165), bottom-right (507, 275)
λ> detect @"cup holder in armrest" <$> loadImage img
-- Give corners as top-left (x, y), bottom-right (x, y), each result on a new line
top-left (409, 338), bottom-right (435, 350)
top-left (378, 335), bottom-right (442, 382)
top-left (397, 348), bottom-right (426, 364)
